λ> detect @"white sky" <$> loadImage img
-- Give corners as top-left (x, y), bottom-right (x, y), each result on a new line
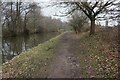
top-left (40, 0), bottom-right (119, 26)
top-left (39, 0), bottom-right (70, 22)
top-left (2, 0), bottom-right (119, 26)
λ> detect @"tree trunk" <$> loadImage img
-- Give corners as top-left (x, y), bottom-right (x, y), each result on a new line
top-left (23, 15), bottom-right (29, 34)
top-left (16, 1), bottom-right (21, 35)
top-left (90, 19), bottom-right (95, 35)
top-left (10, 2), bottom-right (13, 32)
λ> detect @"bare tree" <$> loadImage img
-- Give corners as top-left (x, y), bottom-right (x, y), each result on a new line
top-left (53, 0), bottom-right (115, 35)
top-left (1, 1), bottom-right (68, 37)
top-left (69, 11), bottom-right (88, 34)
top-left (1, 1), bottom-right (23, 36)
top-left (26, 2), bottom-right (43, 33)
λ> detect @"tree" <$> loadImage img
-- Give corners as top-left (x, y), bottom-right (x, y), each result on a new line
top-left (1, 1), bottom-right (23, 36)
top-left (26, 2), bottom-right (44, 33)
top-left (54, 0), bottom-right (115, 35)
top-left (69, 11), bottom-right (88, 34)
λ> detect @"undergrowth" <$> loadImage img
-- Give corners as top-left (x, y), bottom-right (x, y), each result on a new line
top-left (77, 27), bottom-right (118, 78)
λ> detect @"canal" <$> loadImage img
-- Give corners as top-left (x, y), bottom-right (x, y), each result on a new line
top-left (2, 32), bottom-right (59, 63)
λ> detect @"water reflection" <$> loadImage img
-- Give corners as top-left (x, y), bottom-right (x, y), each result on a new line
top-left (2, 33), bottom-right (59, 63)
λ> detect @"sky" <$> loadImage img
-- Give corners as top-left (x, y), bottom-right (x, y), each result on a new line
top-left (2, 0), bottom-right (69, 22)
top-left (40, 0), bottom-right (119, 26)
top-left (39, 0), bottom-right (70, 22)
top-left (2, 0), bottom-right (119, 26)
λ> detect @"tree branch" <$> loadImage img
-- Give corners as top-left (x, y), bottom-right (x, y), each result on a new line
top-left (94, 1), bottom-right (113, 17)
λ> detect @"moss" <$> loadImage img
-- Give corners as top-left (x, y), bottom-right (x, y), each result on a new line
top-left (2, 32), bottom-right (65, 78)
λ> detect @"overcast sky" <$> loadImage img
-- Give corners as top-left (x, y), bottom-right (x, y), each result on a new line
top-left (2, 0), bottom-right (119, 26)
top-left (40, 0), bottom-right (70, 22)
top-left (40, 0), bottom-right (118, 26)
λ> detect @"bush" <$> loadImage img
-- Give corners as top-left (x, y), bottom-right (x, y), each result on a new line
top-left (69, 11), bottom-right (88, 34)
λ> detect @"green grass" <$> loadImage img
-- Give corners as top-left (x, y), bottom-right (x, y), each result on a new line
top-left (2, 32), bottom-right (65, 78)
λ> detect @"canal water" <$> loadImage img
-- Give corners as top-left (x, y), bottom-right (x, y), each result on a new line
top-left (2, 32), bottom-right (59, 63)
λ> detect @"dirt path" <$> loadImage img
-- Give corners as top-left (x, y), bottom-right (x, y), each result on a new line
top-left (47, 32), bottom-right (81, 78)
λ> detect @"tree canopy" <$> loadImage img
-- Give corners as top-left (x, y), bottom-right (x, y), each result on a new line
top-left (53, 0), bottom-right (117, 35)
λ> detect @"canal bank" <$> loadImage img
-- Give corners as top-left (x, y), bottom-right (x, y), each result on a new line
top-left (2, 28), bottom-right (118, 78)
top-left (2, 32), bottom-right (66, 78)
top-left (2, 32), bottom-right (60, 63)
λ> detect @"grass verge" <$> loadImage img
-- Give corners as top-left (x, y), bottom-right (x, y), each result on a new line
top-left (2, 32), bottom-right (65, 78)
top-left (75, 28), bottom-right (118, 78)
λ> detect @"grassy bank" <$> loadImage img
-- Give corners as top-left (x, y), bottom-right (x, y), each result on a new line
top-left (2, 32), bottom-right (65, 78)
top-left (2, 28), bottom-right (118, 78)
top-left (76, 27), bottom-right (118, 78)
